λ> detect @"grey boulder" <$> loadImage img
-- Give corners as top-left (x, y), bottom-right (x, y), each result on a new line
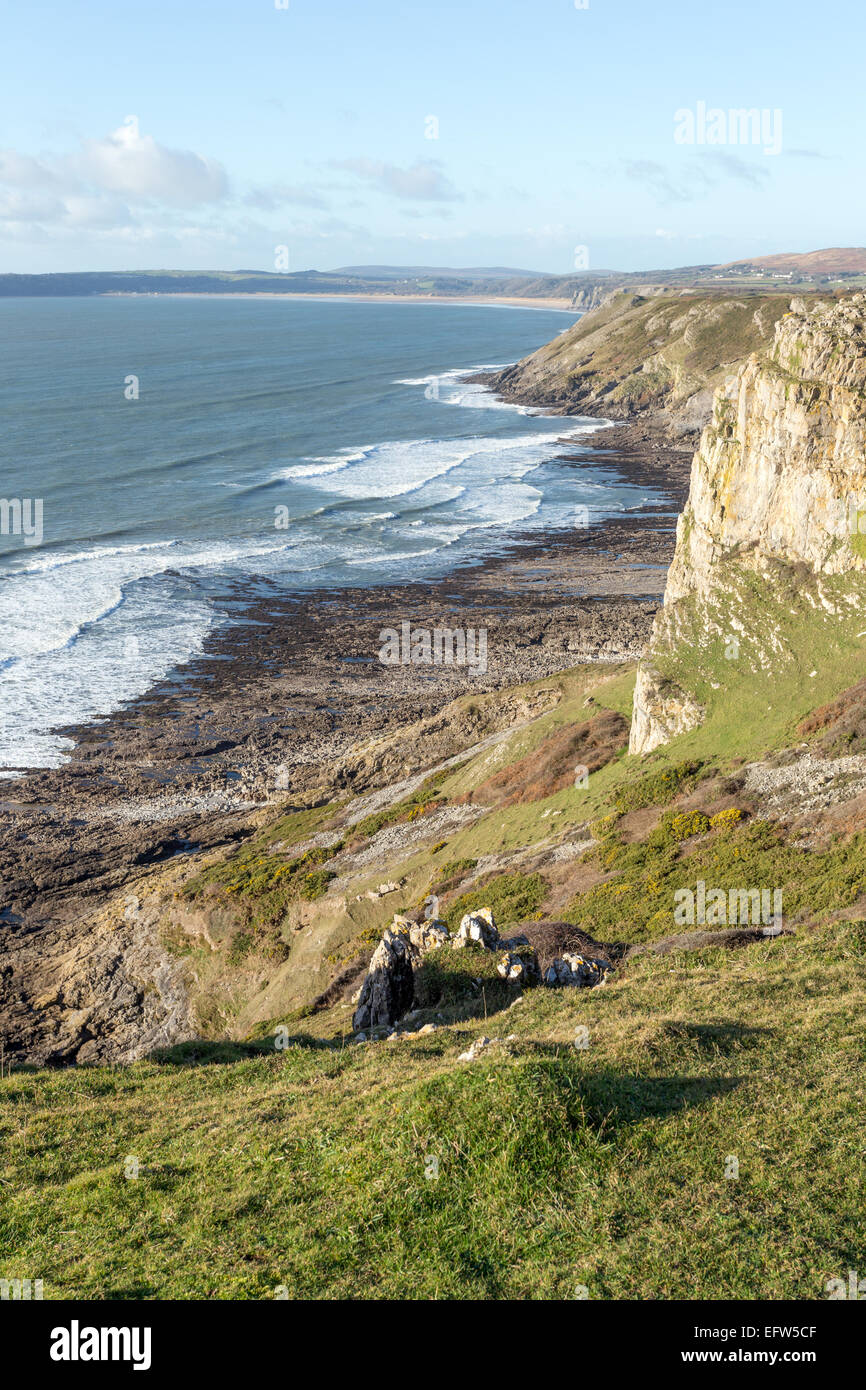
top-left (352, 929), bottom-right (419, 1031)
top-left (544, 952), bottom-right (611, 988)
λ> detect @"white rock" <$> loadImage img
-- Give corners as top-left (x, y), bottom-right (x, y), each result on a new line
top-left (458, 1035), bottom-right (494, 1062)
top-left (497, 948), bottom-right (540, 985)
top-left (457, 907), bottom-right (498, 949)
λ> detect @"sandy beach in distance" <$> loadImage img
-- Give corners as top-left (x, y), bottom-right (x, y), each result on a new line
top-left (106, 291), bottom-right (578, 312)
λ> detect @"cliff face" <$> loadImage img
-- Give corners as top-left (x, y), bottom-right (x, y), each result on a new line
top-left (491, 288), bottom-right (802, 437)
top-left (569, 283), bottom-right (616, 311)
top-left (631, 293), bottom-right (866, 754)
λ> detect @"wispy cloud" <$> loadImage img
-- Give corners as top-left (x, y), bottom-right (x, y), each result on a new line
top-left (244, 183), bottom-right (331, 211)
top-left (330, 157), bottom-right (461, 202)
top-left (624, 152), bottom-right (770, 203)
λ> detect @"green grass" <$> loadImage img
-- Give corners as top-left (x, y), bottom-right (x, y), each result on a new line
top-left (179, 844), bottom-right (340, 962)
top-left (183, 844), bottom-right (339, 903)
top-left (564, 814), bottom-right (866, 944)
top-left (2, 920), bottom-right (862, 1299)
top-left (442, 872), bottom-right (548, 931)
top-left (612, 759), bottom-right (706, 812)
top-left (537, 291), bottom-right (805, 418)
top-left (643, 560), bottom-right (866, 763)
top-left (5, 589), bottom-right (864, 1301)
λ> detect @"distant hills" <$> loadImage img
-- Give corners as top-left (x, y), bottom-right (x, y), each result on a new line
top-left (331, 265), bottom-right (552, 279)
top-left (0, 267), bottom-right (567, 299)
top-left (1, 250), bottom-right (864, 300)
top-left (719, 247), bottom-right (866, 274)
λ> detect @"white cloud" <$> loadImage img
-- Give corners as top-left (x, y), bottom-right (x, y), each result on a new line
top-left (0, 119), bottom-right (229, 242)
top-left (74, 118), bottom-right (228, 206)
top-left (0, 189), bottom-right (65, 223)
top-left (63, 193), bottom-right (134, 228)
top-left (0, 151), bottom-right (58, 189)
top-left (244, 183), bottom-right (330, 211)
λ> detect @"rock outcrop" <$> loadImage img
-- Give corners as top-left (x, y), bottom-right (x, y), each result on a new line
top-left (630, 293), bottom-right (866, 754)
top-left (455, 907), bottom-right (499, 949)
top-left (629, 665), bottom-right (705, 757)
top-left (352, 914), bottom-right (451, 1031)
top-left (543, 953), bottom-right (612, 988)
top-left (403, 917), bottom-right (450, 953)
top-left (666, 294), bottom-right (866, 605)
top-left (497, 948), bottom-right (541, 985)
top-left (0, 883), bottom-right (195, 1067)
top-left (458, 1035), bottom-right (495, 1062)
top-left (352, 928), bottom-right (418, 1032)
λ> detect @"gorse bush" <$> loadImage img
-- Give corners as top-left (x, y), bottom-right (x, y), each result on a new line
top-left (181, 844), bottom-right (340, 957)
top-left (613, 760), bottom-right (705, 813)
top-left (184, 844), bottom-right (340, 905)
top-left (668, 810), bottom-right (711, 841)
top-left (436, 857), bottom-right (478, 887)
top-left (591, 813), bottom-right (621, 840)
top-left (298, 869), bottom-right (337, 901)
top-left (564, 817), bottom-right (866, 944)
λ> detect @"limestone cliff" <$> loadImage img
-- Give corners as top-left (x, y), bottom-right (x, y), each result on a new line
top-left (630, 293), bottom-right (866, 754)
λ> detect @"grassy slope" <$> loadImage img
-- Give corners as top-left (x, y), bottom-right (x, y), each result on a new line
top-left (1, 921), bottom-right (862, 1300)
top-left (496, 289), bottom-right (823, 421)
top-left (645, 561), bottom-right (866, 762)
top-left (2, 579), bottom-right (865, 1300)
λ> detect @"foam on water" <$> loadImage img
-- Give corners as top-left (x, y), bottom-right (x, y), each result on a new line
top-left (0, 535), bottom-right (308, 768)
top-left (271, 449), bottom-right (371, 480)
top-left (0, 589), bottom-right (215, 772)
top-left (0, 306), bottom-right (638, 773)
top-left (394, 363), bottom-right (539, 413)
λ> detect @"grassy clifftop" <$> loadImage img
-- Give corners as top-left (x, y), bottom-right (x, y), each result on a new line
top-left (491, 289), bottom-right (822, 435)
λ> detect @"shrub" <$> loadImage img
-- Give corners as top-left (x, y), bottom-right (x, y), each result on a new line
top-left (437, 857), bottom-right (478, 885)
top-left (591, 813), bottom-right (621, 840)
top-left (443, 873), bottom-right (548, 931)
top-left (299, 870), bottom-right (337, 901)
top-left (669, 811), bottom-right (711, 841)
top-left (614, 760), bottom-right (705, 812)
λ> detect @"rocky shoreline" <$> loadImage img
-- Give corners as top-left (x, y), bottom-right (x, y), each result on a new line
top-left (0, 417), bottom-right (692, 1063)
top-left (0, 422), bottom-right (691, 914)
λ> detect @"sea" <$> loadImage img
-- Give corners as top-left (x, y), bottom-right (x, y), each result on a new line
top-left (0, 295), bottom-right (658, 772)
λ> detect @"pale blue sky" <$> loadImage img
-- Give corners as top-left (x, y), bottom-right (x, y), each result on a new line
top-left (1, 0), bottom-right (862, 274)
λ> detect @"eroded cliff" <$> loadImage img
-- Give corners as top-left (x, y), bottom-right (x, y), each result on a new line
top-left (631, 293), bottom-right (866, 754)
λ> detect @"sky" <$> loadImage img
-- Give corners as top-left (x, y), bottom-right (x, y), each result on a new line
top-left (1, 0), bottom-right (863, 276)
